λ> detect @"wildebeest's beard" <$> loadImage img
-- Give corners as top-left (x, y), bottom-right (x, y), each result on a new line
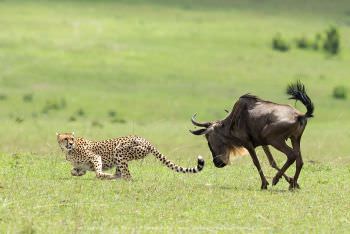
top-left (206, 134), bottom-right (229, 168)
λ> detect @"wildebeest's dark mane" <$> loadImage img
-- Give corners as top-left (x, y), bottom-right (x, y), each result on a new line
top-left (223, 97), bottom-right (247, 130)
top-left (240, 93), bottom-right (260, 100)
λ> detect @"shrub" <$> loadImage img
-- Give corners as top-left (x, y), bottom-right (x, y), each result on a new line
top-left (333, 86), bottom-right (346, 99)
top-left (0, 94), bottom-right (7, 101)
top-left (23, 94), bottom-right (33, 102)
top-left (92, 120), bottom-right (103, 128)
top-left (272, 34), bottom-right (290, 52)
top-left (323, 26), bottom-right (340, 55)
top-left (76, 108), bottom-right (85, 117)
top-left (68, 116), bottom-right (77, 122)
top-left (111, 118), bottom-right (126, 124)
top-left (296, 36), bottom-right (311, 49)
top-left (15, 117), bottom-right (24, 123)
top-left (108, 110), bottom-right (117, 118)
top-left (312, 33), bottom-right (323, 50)
top-left (42, 98), bottom-right (67, 114)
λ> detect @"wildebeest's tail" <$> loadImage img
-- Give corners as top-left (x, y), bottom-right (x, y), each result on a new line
top-left (286, 81), bottom-right (314, 118)
top-left (150, 146), bottom-right (205, 173)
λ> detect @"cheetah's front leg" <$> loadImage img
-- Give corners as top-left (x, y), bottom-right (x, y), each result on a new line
top-left (88, 151), bottom-right (118, 180)
top-left (71, 167), bottom-right (86, 176)
top-left (115, 167), bottom-right (122, 179)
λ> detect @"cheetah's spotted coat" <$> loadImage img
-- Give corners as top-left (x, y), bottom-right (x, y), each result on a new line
top-left (56, 133), bottom-right (204, 180)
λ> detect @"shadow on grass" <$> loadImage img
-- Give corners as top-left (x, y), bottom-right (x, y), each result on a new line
top-left (55, 177), bottom-right (95, 181)
top-left (202, 183), bottom-right (292, 193)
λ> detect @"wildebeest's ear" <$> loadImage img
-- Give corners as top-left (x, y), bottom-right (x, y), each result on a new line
top-left (189, 128), bottom-right (209, 135)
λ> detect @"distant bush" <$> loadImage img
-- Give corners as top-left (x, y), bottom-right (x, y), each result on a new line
top-left (323, 26), bottom-right (340, 55)
top-left (108, 110), bottom-right (117, 118)
top-left (42, 98), bottom-right (66, 114)
top-left (296, 36), bottom-right (311, 49)
top-left (23, 93), bottom-right (33, 102)
top-left (333, 86), bottom-right (346, 99)
top-left (111, 118), bottom-right (126, 124)
top-left (76, 108), bottom-right (85, 117)
top-left (312, 33), bottom-right (323, 50)
top-left (92, 120), bottom-right (103, 128)
top-left (68, 116), bottom-right (77, 122)
top-left (274, 27), bottom-right (340, 55)
top-left (15, 116), bottom-right (24, 123)
top-left (0, 94), bottom-right (7, 101)
top-left (272, 34), bottom-right (290, 52)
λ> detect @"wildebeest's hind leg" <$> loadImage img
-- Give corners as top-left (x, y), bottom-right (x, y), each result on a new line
top-left (246, 146), bottom-right (269, 190)
top-left (262, 146), bottom-right (293, 184)
top-left (270, 141), bottom-right (298, 187)
top-left (290, 136), bottom-right (303, 190)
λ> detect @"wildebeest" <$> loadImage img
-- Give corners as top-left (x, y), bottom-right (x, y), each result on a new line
top-left (190, 81), bottom-right (314, 190)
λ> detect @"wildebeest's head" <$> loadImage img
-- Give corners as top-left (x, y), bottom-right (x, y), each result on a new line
top-left (190, 114), bottom-right (247, 168)
top-left (190, 114), bottom-right (231, 168)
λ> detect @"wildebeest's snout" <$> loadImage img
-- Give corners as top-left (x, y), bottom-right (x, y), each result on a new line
top-left (213, 157), bottom-right (227, 168)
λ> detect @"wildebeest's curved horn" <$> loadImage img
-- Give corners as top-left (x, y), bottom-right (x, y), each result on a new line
top-left (191, 114), bottom-right (211, 128)
top-left (189, 128), bottom-right (211, 135)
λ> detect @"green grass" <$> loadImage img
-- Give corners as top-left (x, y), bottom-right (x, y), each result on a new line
top-left (1, 0), bottom-right (350, 233)
top-left (1, 153), bottom-right (350, 233)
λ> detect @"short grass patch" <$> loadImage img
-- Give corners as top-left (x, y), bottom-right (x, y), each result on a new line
top-left (1, 153), bottom-right (350, 233)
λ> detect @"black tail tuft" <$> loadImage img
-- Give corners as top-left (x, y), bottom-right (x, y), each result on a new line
top-left (197, 155), bottom-right (205, 172)
top-left (286, 81), bottom-right (314, 118)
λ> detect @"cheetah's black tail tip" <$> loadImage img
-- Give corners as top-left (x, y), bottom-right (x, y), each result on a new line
top-left (196, 155), bottom-right (205, 172)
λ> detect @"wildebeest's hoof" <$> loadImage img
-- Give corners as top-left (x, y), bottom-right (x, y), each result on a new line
top-left (285, 176), bottom-right (293, 184)
top-left (272, 176), bottom-right (280, 186)
top-left (261, 181), bottom-right (269, 190)
top-left (289, 182), bottom-right (300, 190)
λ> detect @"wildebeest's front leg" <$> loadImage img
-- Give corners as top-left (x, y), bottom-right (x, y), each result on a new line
top-left (246, 146), bottom-right (269, 190)
top-left (262, 146), bottom-right (293, 184)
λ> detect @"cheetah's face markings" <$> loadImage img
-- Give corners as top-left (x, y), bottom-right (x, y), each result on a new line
top-left (56, 132), bottom-right (75, 152)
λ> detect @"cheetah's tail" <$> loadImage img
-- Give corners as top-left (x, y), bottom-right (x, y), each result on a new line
top-left (151, 148), bottom-right (205, 173)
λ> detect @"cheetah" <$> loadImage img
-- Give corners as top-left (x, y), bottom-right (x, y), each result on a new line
top-left (56, 132), bottom-right (205, 180)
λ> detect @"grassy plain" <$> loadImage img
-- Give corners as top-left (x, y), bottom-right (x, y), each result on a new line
top-left (0, 0), bottom-right (350, 233)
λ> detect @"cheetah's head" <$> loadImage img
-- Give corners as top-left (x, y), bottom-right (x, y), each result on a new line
top-left (56, 132), bottom-right (75, 152)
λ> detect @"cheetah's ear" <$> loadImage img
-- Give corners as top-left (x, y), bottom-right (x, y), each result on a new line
top-left (56, 132), bottom-right (59, 136)
top-left (72, 132), bottom-right (75, 136)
